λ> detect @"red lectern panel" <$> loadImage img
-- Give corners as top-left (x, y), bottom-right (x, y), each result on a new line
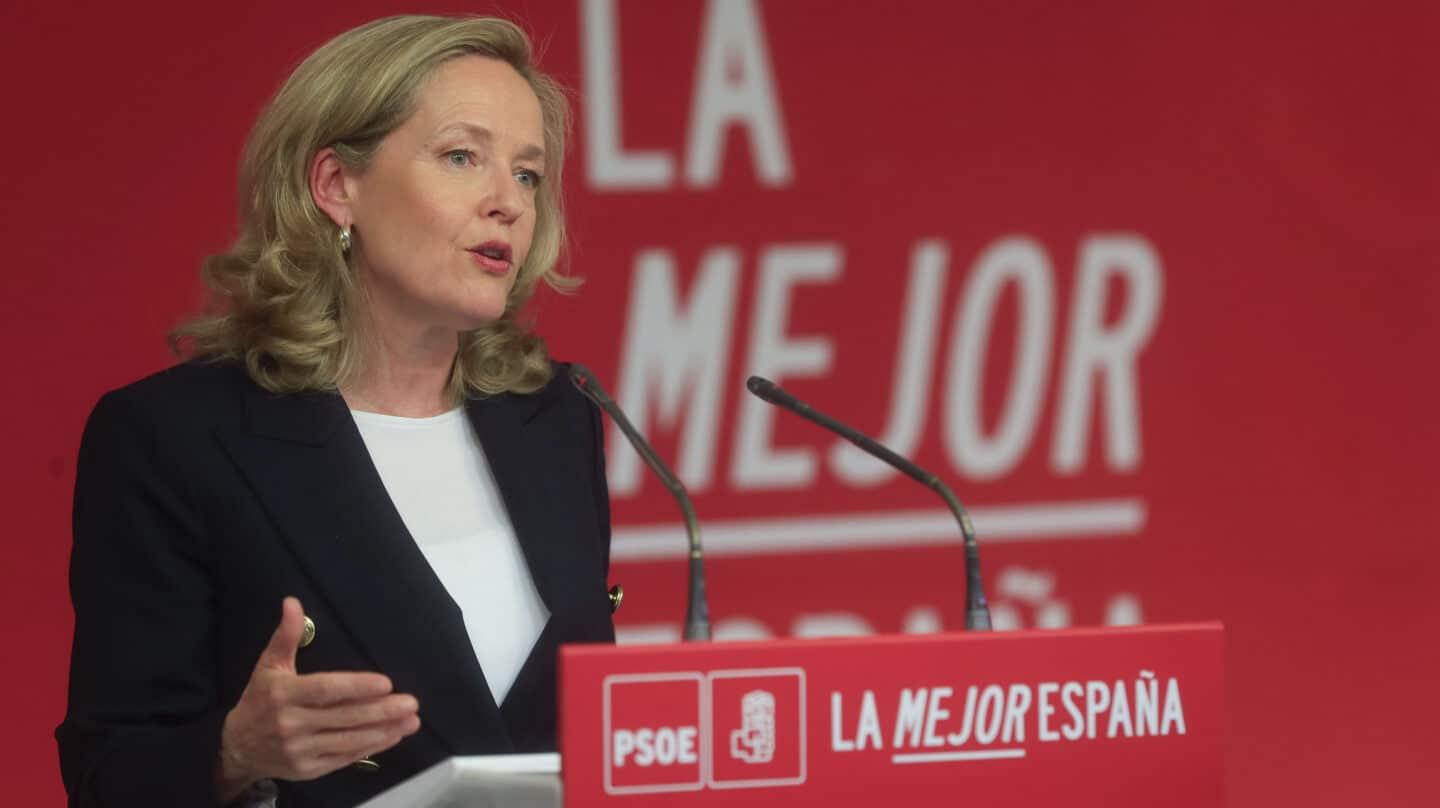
top-left (560, 623), bottom-right (1222, 807)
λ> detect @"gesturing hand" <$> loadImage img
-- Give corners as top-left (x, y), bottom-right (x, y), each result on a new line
top-left (216, 597), bottom-right (421, 802)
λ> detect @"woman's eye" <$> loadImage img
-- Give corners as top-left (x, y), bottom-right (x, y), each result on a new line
top-left (515, 168), bottom-right (543, 189)
top-left (444, 150), bottom-right (474, 168)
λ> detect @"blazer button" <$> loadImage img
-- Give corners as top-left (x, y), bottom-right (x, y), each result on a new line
top-left (300, 615), bottom-right (316, 648)
top-left (608, 584), bottom-right (624, 614)
top-left (352, 757), bottom-right (380, 773)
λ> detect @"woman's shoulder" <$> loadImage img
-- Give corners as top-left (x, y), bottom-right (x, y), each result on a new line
top-left (538, 358), bottom-right (594, 413)
top-left (471, 358), bottom-right (598, 429)
top-left (107, 358), bottom-right (250, 403)
top-left (91, 359), bottom-right (254, 432)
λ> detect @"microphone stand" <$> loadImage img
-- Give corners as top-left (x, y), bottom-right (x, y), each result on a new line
top-left (746, 375), bottom-right (991, 631)
top-left (570, 365), bottom-right (712, 641)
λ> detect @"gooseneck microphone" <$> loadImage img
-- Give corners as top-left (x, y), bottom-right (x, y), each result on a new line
top-left (569, 364), bottom-right (712, 641)
top-left (745, 376), bottom-right (992, 631)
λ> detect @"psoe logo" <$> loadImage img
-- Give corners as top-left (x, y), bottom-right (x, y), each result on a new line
top-left (730, 690), bottom-right (776, 764)
top-left (602, 668), bottom-right (806, 794)
top-left (603, 672), bottom-right (704, 795)
top-left (709, 669), bottom-right (805, 789)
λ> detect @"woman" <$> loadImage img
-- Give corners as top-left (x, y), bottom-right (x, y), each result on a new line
top-left (56, 15), bottom-right (615, 807)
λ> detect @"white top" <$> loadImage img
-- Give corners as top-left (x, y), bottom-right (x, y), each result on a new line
top-left (351, 407), bottom-right (550, 706)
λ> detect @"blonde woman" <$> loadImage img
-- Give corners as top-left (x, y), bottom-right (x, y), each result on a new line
top-left (57, 16), bottom-right (615, 806)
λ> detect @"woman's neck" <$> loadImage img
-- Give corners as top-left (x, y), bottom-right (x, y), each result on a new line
top-left (341, 318), bottom-right (460, 418)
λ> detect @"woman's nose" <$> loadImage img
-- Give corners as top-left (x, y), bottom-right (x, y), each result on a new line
top-left (485, 175), bottom-right (525, 223)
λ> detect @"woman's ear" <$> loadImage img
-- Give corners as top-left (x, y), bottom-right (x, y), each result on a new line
top-left (309, 147), bottom-right (354, 228)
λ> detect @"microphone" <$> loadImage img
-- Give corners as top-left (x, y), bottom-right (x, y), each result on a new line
top-left (745, 376), bottom-right (992, 631)
top-left (569, 364), bottom-right (712, 641)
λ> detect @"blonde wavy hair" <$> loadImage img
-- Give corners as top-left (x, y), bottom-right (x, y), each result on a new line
top-left (173, 15), bottom-right (577, 398)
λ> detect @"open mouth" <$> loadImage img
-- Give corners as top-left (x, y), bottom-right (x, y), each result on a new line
top-left (469, 241), bottom-right (513, 275)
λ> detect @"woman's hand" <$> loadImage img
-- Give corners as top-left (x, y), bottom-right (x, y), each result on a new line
top-left (216, 597), bottom-right (421, 802)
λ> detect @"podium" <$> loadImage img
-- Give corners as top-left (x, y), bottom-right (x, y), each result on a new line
top-left (364, 623), bottom-right (1223, 807)
top-left (356, 753), bottom-right (561, 807)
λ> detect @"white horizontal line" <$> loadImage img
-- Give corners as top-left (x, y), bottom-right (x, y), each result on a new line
top-left (611, 498), bottom-right (1145, 560)
top-left (892, 749), bottom-right (1026, 764)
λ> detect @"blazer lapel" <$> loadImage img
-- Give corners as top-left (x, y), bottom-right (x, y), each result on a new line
top-left (462, 385), bottom-right (610, 628)
top-left (464, 385), bottom-right (613, 741)
top-left (217, 385), bottom-right (514, 755)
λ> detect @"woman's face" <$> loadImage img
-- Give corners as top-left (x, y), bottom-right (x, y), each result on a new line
top-left (345, 55), bottom-right (545, 336)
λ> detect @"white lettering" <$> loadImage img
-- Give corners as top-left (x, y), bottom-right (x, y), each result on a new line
top-left (922, 686), bottom-right (953, 748)
top-left (1061, 682), bottom-right (1084, 741)
top-left (611, 727), bottom-right (698, 766)
top-left (613, 729), bottom-right (635, 766)
top-left (1052, 235), bottom-right (1163, 473)
top-left (1107, 679), bottom-right (1134, 738)
top-left (1084, 680), bottom-right (1110, 740)
top-left (1136, 671), bottom-right (1159, 736)
top-left (945, 236), bottom-right (1055, 479)
top-left (974, 685), bottom-right (1004, 745)
top-left (1037, 682), bottom-right (1061, 742)
top-left (830, 691), bottom-right (854, 751)
top-left (901, 605), bottom-right (944, 634)
top-left (830, 240), bottom-right (947, 485)
top-left (732, 244), bottom-right (841, 488)
top-left (946, 686), bottom-right (977, 746)
top-left (685, 0), bottom-right (792, 186)
top-left (1003, 684), bottom-right (1031, 743)
top-left (612, 248), bottom-right (739, 494)
top-left (857, 690), bottom-right (883, 750)
top-left (791, 611), bottom-right (874, 638)
top-left (1105, 593), bottom-right (1144, 626)
top-left (655, 726), bottom-right (676, 762)
top-left (635, 728), bottom-right (654, 765)
top-left (678, 727), bottom-right (698, 762)
top-left (712, 616), bottom-right (774, 641)
top-left (614, 623), bottom-right (682, 645)
top-left (581, 0), bottom-right (674, 189)
top-left (894, 688), bottom-right (927, 749)
top-left (1161, 678), bottom-right (1187, 735)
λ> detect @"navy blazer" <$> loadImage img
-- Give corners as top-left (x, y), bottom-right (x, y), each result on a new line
top-left (57, 360), bottom-right (616, 807)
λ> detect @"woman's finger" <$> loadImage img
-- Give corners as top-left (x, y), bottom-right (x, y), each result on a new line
top-left (290, 714), bottom-right (421, 761)
top-left (287, 671), bottom-right (394, 707)
top-left (253, 598), bottom-right (306, 674)
top-left (287, 693), bottom-right (419, 732)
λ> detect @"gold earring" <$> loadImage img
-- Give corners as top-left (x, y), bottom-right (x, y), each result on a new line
top-left (339, 225), bottom-right (352, 255)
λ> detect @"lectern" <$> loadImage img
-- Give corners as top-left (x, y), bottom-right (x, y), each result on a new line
top-left (362, 624), bottom-right (1223, 807)
top-left (356, 753), bottom-right (561, 808)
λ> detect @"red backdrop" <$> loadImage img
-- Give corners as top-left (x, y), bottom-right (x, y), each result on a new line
top-left (3, 1), bottom-right (1436, 805)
